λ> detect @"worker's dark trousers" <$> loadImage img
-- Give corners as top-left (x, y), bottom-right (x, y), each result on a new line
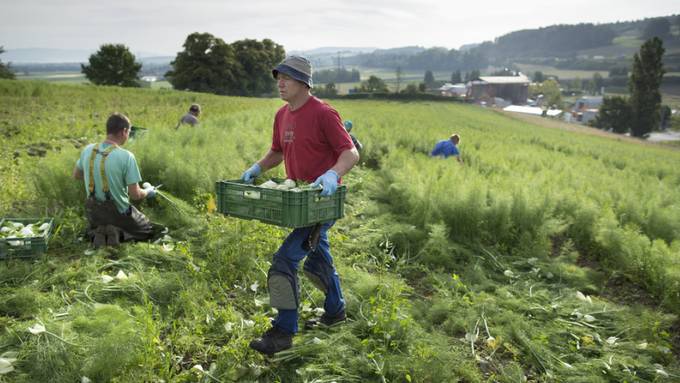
top-left (272, 221), bottom-right (345, 334)
top-left (85, 198), bottom-right (154, 241)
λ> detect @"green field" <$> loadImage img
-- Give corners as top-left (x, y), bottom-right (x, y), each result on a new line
top-left (514, 64), bottom-right (609, 80)
top-left (14, 71), bottom-right (88, 84)
top-left (1, 80), bottom-right (680, 382)
top-left (14, 73), bottom-right (173, 89)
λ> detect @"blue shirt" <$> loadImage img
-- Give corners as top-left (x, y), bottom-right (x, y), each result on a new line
top-left (430, 139), bottom-right (459, 158)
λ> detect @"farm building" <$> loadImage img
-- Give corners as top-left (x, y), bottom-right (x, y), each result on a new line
top-left (439, 82), bottom-right (467, 97)
top-left (467, 74), bottom-right (530, 105)
top-left (572, 96), bottom-right (603, 112)
top-left (571, 96), bottom-right (603, 124)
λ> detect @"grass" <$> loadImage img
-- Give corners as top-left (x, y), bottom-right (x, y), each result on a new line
top-left (0, 79), bottom-right (679, 382)
top-left (612, 35), bottom-right (645, 48)
top-left (15, 72), bottom-right (88, 83)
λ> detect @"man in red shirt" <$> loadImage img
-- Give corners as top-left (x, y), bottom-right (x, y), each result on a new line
top-left (242, 55), bottom-right (359, 355)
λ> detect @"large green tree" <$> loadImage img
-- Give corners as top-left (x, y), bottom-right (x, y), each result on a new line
top-left (592, 96), bottom-right (632, 134)
top-left (166, 33), bottom-right (284, 96)
top-left (230, 39), bottom-right (284, 96)
top-left (629, 37), bottom-right (665, 137)
top-left (0, 46), bottom-right (16, 79)
top-left (81, 44), bottom-right (141, 87)
top-left (165, 33), bottom-right (239, 95)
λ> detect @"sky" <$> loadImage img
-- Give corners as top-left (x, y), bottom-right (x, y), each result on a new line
top-left (2, 0), bottom-right (678, 55)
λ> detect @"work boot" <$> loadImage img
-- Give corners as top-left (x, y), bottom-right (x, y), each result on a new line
top-left (104, 225), bottom-right (121, 246)
top-left (304, 309), bottom-right (346, 329)
top-left (249, 326), bottom-right (293, 355)
top-left (92, 227), bottom-right (106, 249)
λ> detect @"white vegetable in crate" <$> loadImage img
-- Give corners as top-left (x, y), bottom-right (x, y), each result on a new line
top-left (275, 184), bottom-right (290, 190)
top-left (283, 179), bottom-right (296, 188)
top-left (38, 223), bottom-right (50, 232)
top-left (11, 222), bottom-right (24, 229)
top-left (0, 226), bottom-right (11, 234)
top-left (260, 180), bottom-right (278, 189)
top-left (20, 227), bottom-right (35, 237)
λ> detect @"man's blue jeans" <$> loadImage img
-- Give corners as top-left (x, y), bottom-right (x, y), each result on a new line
top-left (272, 221), bottom-right (345, 334)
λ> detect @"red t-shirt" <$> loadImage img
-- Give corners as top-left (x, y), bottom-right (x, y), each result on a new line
top-left (271, 96), bottom-right (355, 183)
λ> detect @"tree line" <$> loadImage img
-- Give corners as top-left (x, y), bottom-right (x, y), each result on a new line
top-left (479, 23), bottom-right (617, 59)
top-left (314, 68), bottom-right (360, 83)
top-left (74, 33), bottom-right (284, 96)
top-left (346, 47), bottom-right (487, 72)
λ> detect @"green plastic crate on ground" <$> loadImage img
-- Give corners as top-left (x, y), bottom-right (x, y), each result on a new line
top-left (0, 218), bottom-right (54, 259)
top-left (215, 179), bottom-right (346, 228)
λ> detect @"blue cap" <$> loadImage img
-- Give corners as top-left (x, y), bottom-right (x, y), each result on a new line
top-left (343, 120), bottom-right (353, 132)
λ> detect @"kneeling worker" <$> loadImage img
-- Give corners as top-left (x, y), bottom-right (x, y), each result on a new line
top-left (431, 133), bottom-right (463, 164)
top-left (175, 103), bottom-right (201, 129)
top-left (73, 112), bottom-right (158, 247)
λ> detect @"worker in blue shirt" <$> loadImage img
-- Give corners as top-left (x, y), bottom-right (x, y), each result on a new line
top-left (431, 133), bottom-right (463, 163)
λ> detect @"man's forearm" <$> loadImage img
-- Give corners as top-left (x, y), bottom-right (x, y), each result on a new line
top-left (257, 150), bottom-right (283, 172)
top-left (330, 148), bottom-right (360, 177)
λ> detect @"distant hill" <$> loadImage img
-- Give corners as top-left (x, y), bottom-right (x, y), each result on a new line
top-left (289, 47), bottom-right (378, 56)
top-left (476, 15), bottom-right (680, 70)
top-left (337, 15), bottom-right (680, 74)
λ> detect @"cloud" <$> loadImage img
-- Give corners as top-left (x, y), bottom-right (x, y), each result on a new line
top-left (2, 0), bottom-right (679, 53)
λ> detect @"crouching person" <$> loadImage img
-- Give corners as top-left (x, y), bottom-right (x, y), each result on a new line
top-left (72, 112), bottom-right (159, 247)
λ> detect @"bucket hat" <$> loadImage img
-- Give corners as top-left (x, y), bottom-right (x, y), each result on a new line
top-left (272, 56), bottom-right (313, 88)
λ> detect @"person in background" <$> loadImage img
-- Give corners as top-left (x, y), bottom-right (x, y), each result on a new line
top-left (343, 120), bottom-right (363, 152)
top-left (242, 55), bottom-right (360, 355)
top-left (175, 103), bottom-right (201, 129)
top-left (431, 133), bottom-right (463, 163)
top-left (73, 113), bottom-right (158, 247)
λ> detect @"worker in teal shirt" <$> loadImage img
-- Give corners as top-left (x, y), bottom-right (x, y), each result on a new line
top-left (431, 133), bottom-right (463, 163)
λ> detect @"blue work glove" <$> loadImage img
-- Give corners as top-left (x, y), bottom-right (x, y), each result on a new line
top-left (241, 163), bottom-right (261, 184)
top-left (312, 169), bottom-right (339, 196)
top-left (144, 186), bottom-right (156, 199)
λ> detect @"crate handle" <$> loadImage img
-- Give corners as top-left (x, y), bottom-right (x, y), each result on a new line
top-left (244, 190), bottom-right (261, 200)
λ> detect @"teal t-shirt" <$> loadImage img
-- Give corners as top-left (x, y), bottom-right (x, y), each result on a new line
top-left (76, 143), bottom-right (142, 213)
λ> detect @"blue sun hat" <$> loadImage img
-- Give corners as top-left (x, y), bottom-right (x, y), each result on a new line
top-left (272, 56), bottom-right (313, 88)
top-left (343, 120), bottom-right (353, 132)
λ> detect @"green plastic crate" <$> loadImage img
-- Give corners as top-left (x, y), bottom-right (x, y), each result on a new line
top-left (216, 179), bottom-right (346, 228)
top-left (0, 218), bottom-right (54, 259)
